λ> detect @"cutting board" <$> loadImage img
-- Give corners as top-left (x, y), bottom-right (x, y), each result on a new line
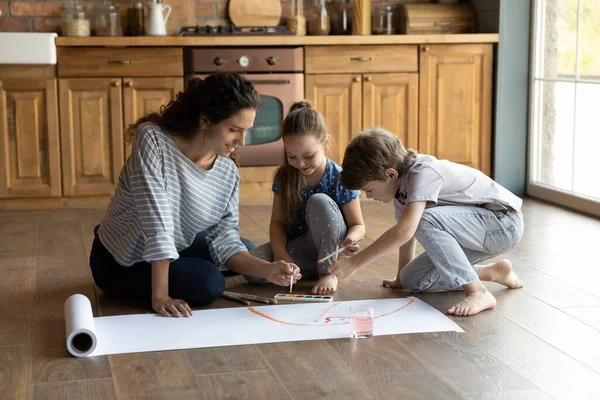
top-left (228, 0), bottom-right (282, 27)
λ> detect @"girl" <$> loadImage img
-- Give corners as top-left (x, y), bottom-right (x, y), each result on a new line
top-left (330, 128), bottom-right (524, 316)
top-left (251, 101), bottom-right (365, 295)
top-left (90, 72), bottom-right (301, 318)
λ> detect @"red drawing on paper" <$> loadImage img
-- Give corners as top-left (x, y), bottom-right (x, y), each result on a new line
top-left (247, 299), bottom-right (415, 327)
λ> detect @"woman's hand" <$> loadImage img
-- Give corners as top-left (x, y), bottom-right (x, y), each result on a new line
top-left (342, 237), bottom-right (361, 254)
top-left (152, 296), bottom-right (193, 318)
top-left (266, 260), bottom-right (302, 286)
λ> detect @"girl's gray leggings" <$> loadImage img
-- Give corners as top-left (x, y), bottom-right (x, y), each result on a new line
top-left (250, 193), bottom-right (347, 278)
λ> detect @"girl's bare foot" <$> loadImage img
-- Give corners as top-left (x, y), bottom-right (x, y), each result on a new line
top-left (447, 280), bottom-right (496, 316)
top-left (383, 277), bottom-right (404, 289)
top-left (311, 274), bottom-right (338, 295)
top-left (477, 259), bottom-right (523, 288)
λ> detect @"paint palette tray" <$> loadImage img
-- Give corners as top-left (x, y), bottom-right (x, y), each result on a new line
top-left (274, 294), bottom-right (333, 302)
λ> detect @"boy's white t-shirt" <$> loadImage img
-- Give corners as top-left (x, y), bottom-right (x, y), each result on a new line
top-left (393, 155), bottom-right (522, 220)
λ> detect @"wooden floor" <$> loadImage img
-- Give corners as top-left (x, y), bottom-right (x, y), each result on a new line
top-left (1, 198), bottom-right (600, 399)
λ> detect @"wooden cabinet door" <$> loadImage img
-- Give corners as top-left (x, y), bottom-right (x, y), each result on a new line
top-left (122, 77), bottom-right (184, 159)
top-left (305, 74), bottom-right (362, 165)
top-left (419, 44), bottom-right (493, 175)
top-left (0, 78), bottom-right (61, 198)
top-left (363, 73), bottom-right (419, 150)
top-left (59, 78), bottom-right (124, 196)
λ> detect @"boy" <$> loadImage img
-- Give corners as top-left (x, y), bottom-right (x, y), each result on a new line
top-left (329, 128), bottom-right (524, 316)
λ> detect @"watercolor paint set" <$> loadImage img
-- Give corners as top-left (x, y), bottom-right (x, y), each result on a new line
top-left (274, 294), bottom-right (334, 302)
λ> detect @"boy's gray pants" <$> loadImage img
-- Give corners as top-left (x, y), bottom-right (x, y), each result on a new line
top-left (249, 193), bottom-right (347, 280)
top-left (400, 205), bottom-right (524, 292)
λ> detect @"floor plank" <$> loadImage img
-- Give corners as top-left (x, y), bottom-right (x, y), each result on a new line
top-left (393, 331), bottom-right (538, 396)
top-left (561, 306), bottom-right (600, 332)
top-left (0, 345), bottom-right (31, 400)
top-left (492, 288), bottom-right (600, 374)
top-left (195, 370), bottom-right (290, 400)
top-left (186, 345), bottom-right (268, 375)
top-left (32, 378), bottom-right (117, 400)
top-left (257, 340), bottom-right (373, 398)
top-left (110, 351), bottom-right (201, 399)
top-left (423, 291), bottom-right (600, 399)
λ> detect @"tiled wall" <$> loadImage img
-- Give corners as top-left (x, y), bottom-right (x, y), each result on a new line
top-left (0, 0), bottom-right (442, 33)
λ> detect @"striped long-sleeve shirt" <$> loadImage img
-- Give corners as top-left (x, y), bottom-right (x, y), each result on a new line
top-left (97, 122), bottom-right (247, 268)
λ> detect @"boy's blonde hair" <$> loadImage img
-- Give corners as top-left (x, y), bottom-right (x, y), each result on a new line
top-left (340, 128), bottom-right (417, 190)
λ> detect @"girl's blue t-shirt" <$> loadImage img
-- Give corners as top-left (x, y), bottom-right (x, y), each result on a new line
top-left (272, 158), bottom-right (360, 239)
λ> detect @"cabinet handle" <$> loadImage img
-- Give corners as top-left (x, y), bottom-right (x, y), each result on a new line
top-left (350, 56), bottom-right (372, 62)
top-left (112, 81), bottom-right (120, 87)
top-left (365, 76), bottom-right (372, 82)
top-left (108, 60), bottom-right (132, 65)
top-left (353, 76), bottom-right (361, 83)
top-left (423, 46), bottom-right (430, 52)
top-left (124, 80), bottom-right (133, 87)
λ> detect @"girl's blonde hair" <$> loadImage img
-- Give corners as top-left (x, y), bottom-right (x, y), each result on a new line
top-left (340, 128), bottom-right (417, 189)
top-left (276, 101), bottom-right (328, 232)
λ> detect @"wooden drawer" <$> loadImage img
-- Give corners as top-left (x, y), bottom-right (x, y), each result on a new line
top-left (58, 47), bottom-right (183, 77)
top-left (305, 45), bottom-right (418, 74)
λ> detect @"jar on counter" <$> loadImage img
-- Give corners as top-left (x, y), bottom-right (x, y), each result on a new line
top-left (372, 4), bottom-right (397, 35)
top-left (127, 2), bottom-right (145, 36)
top-left (327, 0), bottom-right (352, 35)
top-left (95, 3), bottom-right (122, 36)
top-left (61, 2), bottom-right (91, 37)
top-left (308, 0), bottom-right (330, 35)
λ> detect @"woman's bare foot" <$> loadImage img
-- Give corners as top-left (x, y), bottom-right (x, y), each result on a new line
top-left (477, 259), bottom-right (523, 288)
top-left (447, 280), bottom-right (496, 316)
top-left (383, 277), bottom-right (404, 289)
top-left (311, 274), bottom-right (338, 295)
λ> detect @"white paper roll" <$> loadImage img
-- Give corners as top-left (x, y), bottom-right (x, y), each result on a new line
top-left (64, 294), bottom-right (98, 357)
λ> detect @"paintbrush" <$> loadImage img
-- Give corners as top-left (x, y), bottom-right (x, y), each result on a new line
top-left (317, 239), bottom-right (363, 264)
top-left (224, 292), bottom-right (276, 304)
top-left (221, 292), bottom-right (250, 306)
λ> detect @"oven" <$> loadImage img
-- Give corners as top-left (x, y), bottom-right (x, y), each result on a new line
top-left (185, 47), bottom-right (304, 167)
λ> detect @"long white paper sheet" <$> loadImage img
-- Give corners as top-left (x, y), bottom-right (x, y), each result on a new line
top-left (64, 294), bottom-right (463, 357)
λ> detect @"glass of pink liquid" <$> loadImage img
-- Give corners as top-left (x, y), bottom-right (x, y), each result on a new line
top-left (350, 305), bottom-right (374, 338)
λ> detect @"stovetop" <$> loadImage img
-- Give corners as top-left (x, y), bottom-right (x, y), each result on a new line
top-left (179, 25), bottom-right (296, 36)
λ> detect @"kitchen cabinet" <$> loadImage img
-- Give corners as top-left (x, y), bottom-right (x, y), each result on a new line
top-left (123, 77), bottom-right (184, 158)
top-left (0, 66), bottom-right (61, 198)
top-left (306, 43), bottom-right (493, 175)
top-left (419, 44), bottom-right (493, 175)
top-left (305, 45), bottom-right (419, 165)
top-left (57, 47), bottom-right (184, 196)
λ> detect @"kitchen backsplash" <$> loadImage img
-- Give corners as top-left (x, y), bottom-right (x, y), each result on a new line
top-left (0, 0), bottom-right (438, 33)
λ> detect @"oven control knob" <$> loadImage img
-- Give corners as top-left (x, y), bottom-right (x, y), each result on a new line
top-left (238, 55), bottom-right (250, 68)
top-left (213, 57), bottom-right (225, 67)
top-left (266, 56), bottom-right (276, 66)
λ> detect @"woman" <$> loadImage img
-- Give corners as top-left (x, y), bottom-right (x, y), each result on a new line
top-left (90, 72), bottom-right (301, 318)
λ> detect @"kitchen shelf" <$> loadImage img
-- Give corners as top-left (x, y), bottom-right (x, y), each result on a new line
top-left (55, 33), bottom-right (498, 47)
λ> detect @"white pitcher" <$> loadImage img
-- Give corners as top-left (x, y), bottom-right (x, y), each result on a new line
top-left (145, 1), bottom-right (171, 36)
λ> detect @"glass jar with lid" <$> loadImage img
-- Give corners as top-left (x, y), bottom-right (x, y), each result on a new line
top-left (127, 2), bottom-right (145, 36)
top-left (61, 1), bottom-right (91, 37)
top-left (95, 2), bottom-right (122, 36)
top-left (327, 0), bottom-right (352, 35)
top-left (372, 4), bottom-right (397, 35)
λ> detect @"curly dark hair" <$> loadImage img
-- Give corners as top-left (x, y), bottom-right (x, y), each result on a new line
top-left (125, 72), bottom-right (261, 166)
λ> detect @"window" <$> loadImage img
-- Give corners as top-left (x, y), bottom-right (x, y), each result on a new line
top-left (529, 0), bottom-right (600, 215)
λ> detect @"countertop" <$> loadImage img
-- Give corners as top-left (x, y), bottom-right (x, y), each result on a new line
top-left (55, 33), bottom-right (499, 47)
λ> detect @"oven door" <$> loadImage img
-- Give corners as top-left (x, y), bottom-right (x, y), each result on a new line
top-left (189, 73), bottom-right (304, 167)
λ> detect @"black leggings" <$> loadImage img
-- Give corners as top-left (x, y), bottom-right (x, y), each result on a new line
top-left (89, 227), bottom-right (255, 305)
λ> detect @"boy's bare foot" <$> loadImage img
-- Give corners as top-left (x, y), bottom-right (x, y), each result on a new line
top-left (478, 259), bottom-right (523, 289)
top-left (447, 289), bottom-right (497, 316)
top-left (383, 277), bottom-right (404, 289)
top-left (311, 274), bottom-right (338, 295)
